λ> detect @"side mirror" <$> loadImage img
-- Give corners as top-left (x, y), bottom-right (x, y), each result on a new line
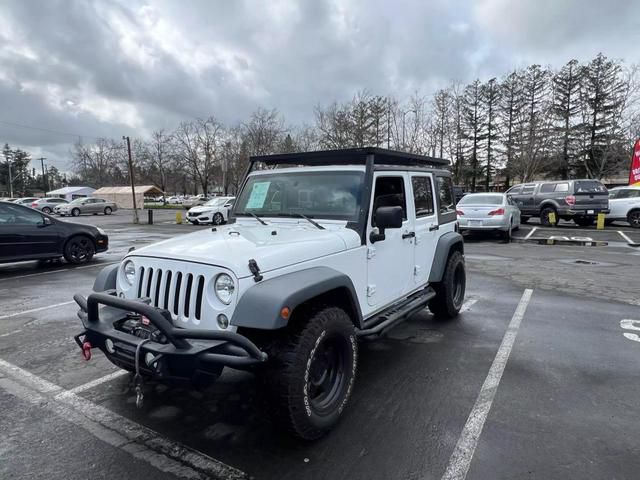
top-left (40, 216), bottom-right (52, 227)
top-left (370, 206), bottom-right (403, 243)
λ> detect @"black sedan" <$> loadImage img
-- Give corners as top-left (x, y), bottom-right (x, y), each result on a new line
top-left (0, 201), bottom-right (108, 264)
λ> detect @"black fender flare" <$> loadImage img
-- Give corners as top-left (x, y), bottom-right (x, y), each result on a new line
top-left (93, 263), bottom-right (118, 292)
top-left (428, 232), bottom-right (464, 283)
top-left (231, 267), bottom-right (363, 330)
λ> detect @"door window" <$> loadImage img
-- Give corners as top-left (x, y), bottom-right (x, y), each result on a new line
top-left (372, 176), bottom-right (407, 224)
top-left (436, 176), bottom-right (455, 214)
top-left (522, 185), bottom-right (536, 195)
top-left (0, 204), bottom-right (44, 225)
top-left (539, 183), bottom-right (554, 193)
top-left (411, 176), bottom-right (434, 217)
top-left (554, 183), bottom-right (569, 192)
top-left (507, 185), bottom-right (523, 195)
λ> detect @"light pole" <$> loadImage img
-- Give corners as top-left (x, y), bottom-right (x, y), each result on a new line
top-left (122, 136), bottom-right (139, 224)
top-left (6, 159), bottom-right (13, 198)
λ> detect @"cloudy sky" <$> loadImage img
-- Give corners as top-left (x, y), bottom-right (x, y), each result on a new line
top-left (1, 0), bottom-right (639, 172)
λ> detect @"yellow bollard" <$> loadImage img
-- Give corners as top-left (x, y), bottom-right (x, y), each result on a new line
top-left (548, 211), bottom-right (557, 226)
top-left (596, 213), bottom-right (605, 230)
top-left (176, 211), bottom-right (182, 224)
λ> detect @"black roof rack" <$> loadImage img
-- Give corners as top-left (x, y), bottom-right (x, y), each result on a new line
top-left (249, 147), bottom-right (449, 168)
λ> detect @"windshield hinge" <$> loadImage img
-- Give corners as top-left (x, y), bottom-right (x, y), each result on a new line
top-left (366, 285), bottom-right (376, 297)
top-left (248, 259), bottom-right (263, 282)
top-left (367, 247), bottom-right (376, 259)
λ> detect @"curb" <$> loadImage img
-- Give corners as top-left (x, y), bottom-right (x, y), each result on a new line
top-left (513, 237), bottom-right (608, 247)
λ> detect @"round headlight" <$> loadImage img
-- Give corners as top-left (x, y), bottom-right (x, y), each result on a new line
top-left (214, 273), bottom-right (235, 304)
top-left (123, 260), bottom-right (136, 285)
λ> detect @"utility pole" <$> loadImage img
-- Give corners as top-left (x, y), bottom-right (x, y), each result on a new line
top-left (38, 157), bottom-right (47, 193)
top-left (122, 136), bottom-right (139, 224)
top-left (7, 159), bottom-right (13, 198)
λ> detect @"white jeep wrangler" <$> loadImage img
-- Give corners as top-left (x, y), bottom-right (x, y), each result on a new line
top-left (73, 147), bottom-right (465, 440)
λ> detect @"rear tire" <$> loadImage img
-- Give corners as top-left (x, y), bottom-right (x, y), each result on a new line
top-left (63, 236), bottom-right (95, 264)
top-left (540, 207), bottom-right (556, 227)
top-left (520, 216), bottom-right (530, 224)
top-left (265, 306), bottom-right (357, 440)
top-left (429, 250), bottom-right (466, 319)
top-left (628, 210), bottom-right (640, 228)
top-left (501, 221), bottom-right (512, 243)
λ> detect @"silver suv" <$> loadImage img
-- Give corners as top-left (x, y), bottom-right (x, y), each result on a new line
top-left (507, 179), bottom-right (609, 227)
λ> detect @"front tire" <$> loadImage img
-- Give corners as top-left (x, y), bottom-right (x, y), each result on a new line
top-left (42, 207), bottom-right (52, 214)
top-left (628, 210), bottom-right (640, 228)
top-left (63, 236), bottom-right (95, 264)
top-left (71, 208), bottom-right (81, 217)
top-left (265, 306), bottom-right (357, 440)
top-left (213, 212), bottom-right (224, 225)
top-left (429, 250), bottom-right (466, 319)
top-left (104, 207), bottom-right (112, 215)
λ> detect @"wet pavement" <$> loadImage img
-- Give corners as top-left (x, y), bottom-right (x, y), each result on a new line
top-left (1, 219), bottom-right (639, 480)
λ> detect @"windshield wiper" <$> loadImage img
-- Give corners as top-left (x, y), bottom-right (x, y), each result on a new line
top-left (292, 213), bottom-right (325, 230)
top-left (236, 212), bottom-right (268, 225)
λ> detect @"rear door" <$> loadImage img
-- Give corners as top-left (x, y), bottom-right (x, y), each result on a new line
top-left (0, 204), bottom-right (61, 260)
top-left (573, 180), bottom-right (609, 212)
top-left (409, 173), bottom-right (438, 285)
top-left (519, 184), bottom-right (537, 214)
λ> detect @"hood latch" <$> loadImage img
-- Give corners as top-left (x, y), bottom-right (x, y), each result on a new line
top-left (248, 259), bottom-right (263, 282)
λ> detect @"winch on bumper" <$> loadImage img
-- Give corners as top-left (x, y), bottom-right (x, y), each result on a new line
top-left (73, 291), bottom-right (268, 382)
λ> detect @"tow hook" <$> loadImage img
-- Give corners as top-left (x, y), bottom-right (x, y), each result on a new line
top-left (81, 341), bottom-right (92, 361)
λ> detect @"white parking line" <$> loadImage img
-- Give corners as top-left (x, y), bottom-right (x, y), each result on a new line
top-left (440, 288), bottom-right (533, 480)
top-left (618, 230), bottom-right (634, 244)
top-left (524, 227), bottom-right (537, 240)
top-left (459, 298), bottom-right (478, 313)
top-left (63, 370), bottom-right (129, 395)
top-left (0, 301), bottom-right (75, 320)
top-left (0, 262), bottom-right (118, 282)
top-left (0, 357), bottom-right (246, 480)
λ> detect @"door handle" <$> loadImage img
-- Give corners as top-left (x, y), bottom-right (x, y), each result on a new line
top-left (429, 225), bottom-right (439, 232)
top-left (402, 231), bottom-right (416, 239)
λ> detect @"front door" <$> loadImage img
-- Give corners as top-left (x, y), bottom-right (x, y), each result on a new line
top-left (0, 203), bottom-right (60, 260)
top-left (366, 173), bottom-right (415, 308)
top-left (409, 173), bottom-right (438, 285)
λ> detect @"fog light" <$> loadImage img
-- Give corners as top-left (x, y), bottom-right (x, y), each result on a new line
top-left (105, 338), bottom-right (115, 354)
top-left (145, 352), bottom-right (155, 366)
top-left (217, 314), bottom-right (229, 329)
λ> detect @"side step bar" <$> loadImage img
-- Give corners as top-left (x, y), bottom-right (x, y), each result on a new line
top-left (357, 287), bottom-right (436, 338)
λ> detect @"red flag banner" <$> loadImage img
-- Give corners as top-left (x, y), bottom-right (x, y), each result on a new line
top-left (630, 139), bottom-right (640, 186)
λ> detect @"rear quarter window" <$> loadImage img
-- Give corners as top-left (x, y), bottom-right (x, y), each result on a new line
top-left (539, 184), bottom-right (555, 193)
top-left (574, 181), bottom-right (607, 193)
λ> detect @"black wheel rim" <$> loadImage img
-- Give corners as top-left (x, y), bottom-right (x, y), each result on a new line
top-left (452, 263), bottom-right (465, 308)
top-left (43, 207), bottom-right (51, 213)
top-left (214, 214), bottom-right (223, 225)
top-left (307, 334), bottom-right (349, 415)
top-left (69, 238), bottom-right (93, 262)
top-left (630, 212), bottom-right (640, 228)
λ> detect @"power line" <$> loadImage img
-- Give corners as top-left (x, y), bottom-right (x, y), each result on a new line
top-left (0, 119), bottom-right (102, 141)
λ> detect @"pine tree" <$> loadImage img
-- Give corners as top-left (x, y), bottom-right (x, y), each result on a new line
top-left (580, 53), bottom-right (628, 178)
top-left (552, 59), bottom-right (582, 179)
top-left (461, 79), bottom-right (487, 191)
top-left (499, 71), bottom-right (524, 186)
top-left (481, 78), bottom-right (501, 190)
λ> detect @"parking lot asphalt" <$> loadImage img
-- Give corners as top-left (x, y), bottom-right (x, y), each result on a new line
top-left (1, 219), bottom-right (639, 480)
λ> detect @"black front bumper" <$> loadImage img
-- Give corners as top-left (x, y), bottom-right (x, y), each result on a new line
top-left (74, 292), bottom-right (267, 381)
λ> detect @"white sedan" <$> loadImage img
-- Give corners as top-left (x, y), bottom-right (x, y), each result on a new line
top-left (606, 186), bottom-right (640, 228)
top-left (186, 196), bottom-right (235, 225)
top-left (456, 193), bottom-right (521, 242)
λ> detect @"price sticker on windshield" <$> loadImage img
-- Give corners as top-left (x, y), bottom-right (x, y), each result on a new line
top-left (246, 181), bottom-right (271, 209)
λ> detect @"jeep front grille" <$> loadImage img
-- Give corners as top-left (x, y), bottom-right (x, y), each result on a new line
top-left (136, 267), bottom-right (206, 321)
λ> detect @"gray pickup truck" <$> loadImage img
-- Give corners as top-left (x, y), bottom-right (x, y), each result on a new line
top-left (506, 179), bottom-right (609, 226)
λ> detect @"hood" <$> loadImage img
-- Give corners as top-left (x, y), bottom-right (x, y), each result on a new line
top-left (129, 221), bottom-right (361, 278)
top-left (188, 205), bottom-right (219, 213)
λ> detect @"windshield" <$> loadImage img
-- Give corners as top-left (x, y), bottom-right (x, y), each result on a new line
top-left (458, 194), bottom-right (504, 206)
top-left (234, 171), bottom-right (364, 221)
top-left (204, 197), bottom-right (228, 206)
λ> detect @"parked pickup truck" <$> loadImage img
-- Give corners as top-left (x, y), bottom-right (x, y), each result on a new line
top-left (506, 179), bottom-right (609, 226)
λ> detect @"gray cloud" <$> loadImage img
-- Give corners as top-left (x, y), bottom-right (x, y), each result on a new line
top-left (0, 0), bottom-right (637, 172)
